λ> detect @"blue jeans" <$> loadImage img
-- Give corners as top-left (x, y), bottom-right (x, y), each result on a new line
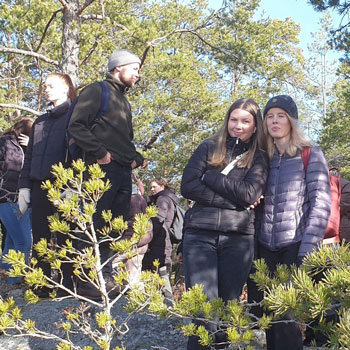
top-left (0, 202), bottom-right (32, 284)
top-left (183, 229), bottom-right (254, 350)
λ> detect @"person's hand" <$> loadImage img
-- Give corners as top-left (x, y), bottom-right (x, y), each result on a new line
top-left (53, 189), bottom-right (73, 206)
top-left (249, 195), bottom-right (264, 209)
top-left (18, 134), bottom-right (30, 147)
top-left (177, 252), bottom-right (183, 263)
top-left (18, 188), bottom-right (31, 214)
top-left (131, 159), bottom-right (147, 169)
top-left (97, 152), bottom-right (112, 165)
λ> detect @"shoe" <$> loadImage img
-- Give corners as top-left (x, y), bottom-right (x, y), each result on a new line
top-left (105, 276), bottom-right (120, 298)
top-left (33, 286), bottom-right (53, 299)
top-left (77, 277), bottom-right (120, 301)
top-left (56, 289), bottom-right (71, 298)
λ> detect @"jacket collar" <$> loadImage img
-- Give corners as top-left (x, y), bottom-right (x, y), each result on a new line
top-left (105, 73), bottom-right (127, 93)
top-left (149, 188), bottom-right (175, 203)
top-left (226, 136), bottom-right (251, 155)
top-left (46, 100), bottom-right (71, 118)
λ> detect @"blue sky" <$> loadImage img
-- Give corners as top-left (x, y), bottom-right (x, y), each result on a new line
top-left (208, 0), bottom-right (341, 60)
top-left (257, 0), bottom-right (339, 53)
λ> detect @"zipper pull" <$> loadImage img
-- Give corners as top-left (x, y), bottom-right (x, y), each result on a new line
top-left (278, 154), bottom-right (282, 169)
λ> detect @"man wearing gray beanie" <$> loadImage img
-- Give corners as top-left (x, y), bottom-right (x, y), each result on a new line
top-left (68, 48), bottom-right (145, 299)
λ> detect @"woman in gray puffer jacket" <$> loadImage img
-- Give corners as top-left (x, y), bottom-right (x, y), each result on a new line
top-left (257, 95), bottom-right (331, 350)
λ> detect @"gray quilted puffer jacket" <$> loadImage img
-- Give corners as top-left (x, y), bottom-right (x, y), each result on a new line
top-left (258, 146), bottom-right (331, 258)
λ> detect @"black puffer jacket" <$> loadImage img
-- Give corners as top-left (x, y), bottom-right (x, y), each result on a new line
top-left (19, 101), bottom-right (70, 189)
top-left (142, 188), bottom-right (177, 267)
top-left (0, 134), bottom-right (25, 202)
top-left (181, 137), bottom-right (269, 235)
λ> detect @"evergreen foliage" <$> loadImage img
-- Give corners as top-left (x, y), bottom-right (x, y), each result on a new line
top-left (0, 0), bottom-right (306, 186)
top-left (0, 160), bottom-right (166, 350)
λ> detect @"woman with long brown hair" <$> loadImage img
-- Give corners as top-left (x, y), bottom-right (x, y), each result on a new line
top-left (181, 98), bottom-right (269, 349)
top-left (0, 117), bottom-right (34, 285)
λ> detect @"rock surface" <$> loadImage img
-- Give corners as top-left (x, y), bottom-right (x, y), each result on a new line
top-left (0, 281), bottom-right (326, 350)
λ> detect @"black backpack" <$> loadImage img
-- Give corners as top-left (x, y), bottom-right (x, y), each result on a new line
top-left (65, 81), bottom-right (110, 162)
top-left (164, 197), bottom-right (186, 244)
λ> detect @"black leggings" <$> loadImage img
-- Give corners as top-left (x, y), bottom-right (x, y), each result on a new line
top-left (31, 181), bottom-right (74, 290)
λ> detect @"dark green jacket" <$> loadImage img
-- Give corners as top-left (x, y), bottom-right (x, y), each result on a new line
top-left (68, 74), bottom-right (143, 166)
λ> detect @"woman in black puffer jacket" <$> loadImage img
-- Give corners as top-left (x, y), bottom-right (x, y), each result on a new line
top-left (181, 98), bottom-right (268, 350)
top-left (18, 73), bottom-right (77, 296)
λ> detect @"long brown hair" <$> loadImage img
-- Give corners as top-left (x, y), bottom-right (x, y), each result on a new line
top-left (4, 117), bottom-right (34, 138)
top-left (209, 98), bottom-right (266, 169)
top-left (46, 73), bottom-right (77, 101)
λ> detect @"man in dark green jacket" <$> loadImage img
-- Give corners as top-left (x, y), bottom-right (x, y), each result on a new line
top-left (68, 49), bottom-right (145, 298)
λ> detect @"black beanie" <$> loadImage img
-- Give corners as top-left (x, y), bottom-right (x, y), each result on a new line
top-left (263, 95), bottom-right (298, 120)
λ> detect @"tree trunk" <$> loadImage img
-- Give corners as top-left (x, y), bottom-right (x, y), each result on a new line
top-left (61, 1), bottom-right (81, 85)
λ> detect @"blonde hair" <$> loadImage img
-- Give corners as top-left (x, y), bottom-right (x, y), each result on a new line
top-left (265, 114), bottom-right (314, 160)
top-left (209, 98), bottom-right (266, 169)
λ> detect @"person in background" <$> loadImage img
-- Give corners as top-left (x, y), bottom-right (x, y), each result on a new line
top-left (257, 95), bottom-right (331, 350)
top-left (340, 178), bottom-right (350, 242)
top-left (113, 178), bottom-right (153, 286)
top-left (181, 98), bottom-right (268, 350)
top-left (18, 73), bottom-right (77, 297)
top-left (0, 117), bottom-right (34, 285)
top-left (142, 177), bottom-right (178, 299)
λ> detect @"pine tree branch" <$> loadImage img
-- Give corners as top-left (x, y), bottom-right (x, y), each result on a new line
top-left (80, 14), bottom-right (104, 20)
top-left (0, 47), bottom-right (59, 67)
top-left (57, 0), bottom-right (70, 10)
top-left (35, 9), bottom-right (63, 52)
top-left (0, 103), bottom-right (41, 116)
top-left (78, 0), bottom-right (98, 16)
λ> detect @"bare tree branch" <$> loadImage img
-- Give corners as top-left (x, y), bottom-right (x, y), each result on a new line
top-left (79, 0), bottom-right (106, 66)
top-left (0, 104), bottom-right (41, 116)
top-left (35, 9), bottom-right (63, 52)
top-left (57, 0), bottom-right (70, 10)
top-left (0, 48), bottom-right (59, 66)
top-left (80, 39), bottom-right (100, 66)
top-left (80, 14), bottom-right (104, 21)
top-left (100, 0), bottom-right (105, 19)
top-left (78, 0), bottom-right (98, 16)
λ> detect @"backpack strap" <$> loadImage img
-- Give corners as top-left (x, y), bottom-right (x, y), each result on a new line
top-left (96, 81), bottom-right (110, 120)
top-left (301, 146), bottom-right (311, 171)
top-left (65, 81), bottom-right (110, 162)
top-left (65, 81), bottom-right (109, 129)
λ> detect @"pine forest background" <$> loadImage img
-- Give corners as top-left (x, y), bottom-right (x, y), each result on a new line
top-left (1, 0), bottom-right (349, 191)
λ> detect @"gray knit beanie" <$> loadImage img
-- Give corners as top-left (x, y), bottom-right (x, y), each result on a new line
top-left (107, 49), bottom-right (141, 71)
top-left (263, 95), bottom-right (298, 120)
